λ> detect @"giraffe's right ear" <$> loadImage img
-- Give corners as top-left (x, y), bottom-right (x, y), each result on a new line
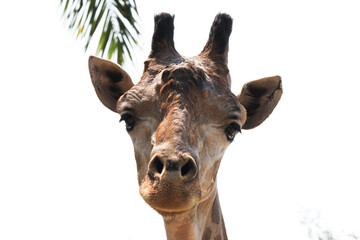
top-left (89, 56), bottom-right (134, 112)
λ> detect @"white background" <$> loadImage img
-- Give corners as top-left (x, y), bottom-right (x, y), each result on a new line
top-left (1, 0), bottom-right (360, 239)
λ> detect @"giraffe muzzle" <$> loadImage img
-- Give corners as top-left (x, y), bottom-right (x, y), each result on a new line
top-left (139, 153), bottom-right (201, 213)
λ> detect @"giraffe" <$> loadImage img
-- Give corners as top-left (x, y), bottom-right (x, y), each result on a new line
top-left (89, 13), bottom-right (282, 240)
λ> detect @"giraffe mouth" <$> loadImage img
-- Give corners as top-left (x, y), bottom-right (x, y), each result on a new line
top-left (139, 174), bottom-right (201, 214)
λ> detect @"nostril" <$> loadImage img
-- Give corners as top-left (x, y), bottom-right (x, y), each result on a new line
top-left (149, 155), bottom-right (197, 180)
top-left (181, 161), bottom-right (191, 176)
top-left (150, 156), bottom-right (164, 175)
top-left (180, 159), bottom-right (197, 179)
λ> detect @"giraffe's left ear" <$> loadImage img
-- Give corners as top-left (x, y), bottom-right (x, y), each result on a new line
top-left (237, 76), bottom-right (283, 129)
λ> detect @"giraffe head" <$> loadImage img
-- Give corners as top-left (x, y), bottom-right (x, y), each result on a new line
top-left (89, 13), bottom-right (282, 218)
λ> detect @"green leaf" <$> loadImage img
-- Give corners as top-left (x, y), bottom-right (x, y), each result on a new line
top-left (108, 34), bottom-right (117, 59)
top-left (59, 0), bottom-right (140, 65)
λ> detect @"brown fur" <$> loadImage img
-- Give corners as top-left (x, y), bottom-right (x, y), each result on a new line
top-left (89, 13), bottom-right (282, 240)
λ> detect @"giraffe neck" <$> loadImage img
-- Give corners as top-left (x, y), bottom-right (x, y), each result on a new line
top-left (163, 189), bottom-right (227, 240)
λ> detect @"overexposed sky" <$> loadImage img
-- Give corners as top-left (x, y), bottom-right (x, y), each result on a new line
top-left (1, 0), bottom-right (360, 239)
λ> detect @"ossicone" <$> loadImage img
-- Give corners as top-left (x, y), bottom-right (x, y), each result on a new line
top-left (150, 13), bottom-right (179, 58)
top-left (201, 13), bottom-right (233, 63)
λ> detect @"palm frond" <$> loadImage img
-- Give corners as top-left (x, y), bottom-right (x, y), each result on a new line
top-left (60, 0), bottom-right (139, 65)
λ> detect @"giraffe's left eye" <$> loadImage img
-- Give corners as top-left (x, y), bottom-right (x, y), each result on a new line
top-left (120, 113), bottom-right (136, 131)
top-left (225, 122), bottom-right (241, 142)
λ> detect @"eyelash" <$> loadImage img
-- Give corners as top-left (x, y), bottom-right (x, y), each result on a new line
top-left (224, 122), bottom-right (241, 142)
top-left (120, 113), bottom-right (136, 131)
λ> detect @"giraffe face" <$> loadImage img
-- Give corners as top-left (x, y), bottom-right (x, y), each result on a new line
top-left (116, 59), bottom-right (246, 214)
top-left (89, 13), bottom-right (282, 217)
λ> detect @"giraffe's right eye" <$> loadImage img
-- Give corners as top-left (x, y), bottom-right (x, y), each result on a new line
top-left (120, 113), bottom-right (136, 131)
